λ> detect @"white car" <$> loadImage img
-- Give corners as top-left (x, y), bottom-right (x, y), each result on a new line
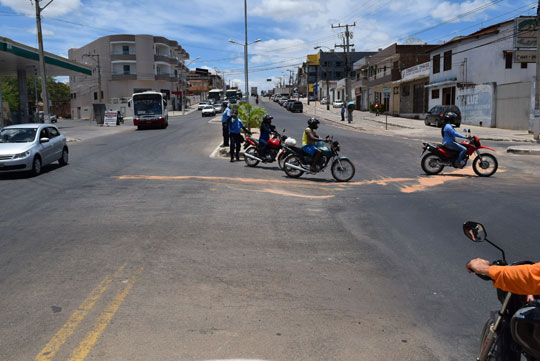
top-left (197, 101), bottom-right (208, 110)
top-left (333, 100), bottom-right (344, 108)
top-left (0, 124), bottom-right (68, 176)
top-left (201, 105), bottom-right (216, 117)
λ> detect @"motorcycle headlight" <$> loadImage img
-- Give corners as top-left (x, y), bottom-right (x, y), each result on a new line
top-left (13, 151), bottom-right (30, 159)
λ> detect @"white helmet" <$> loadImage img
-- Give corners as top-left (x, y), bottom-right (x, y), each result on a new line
top-left (284, 138), bottom-right (297, 146)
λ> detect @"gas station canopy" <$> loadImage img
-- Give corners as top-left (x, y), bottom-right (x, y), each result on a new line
top-left (0, 36), bottom-right (92, 77)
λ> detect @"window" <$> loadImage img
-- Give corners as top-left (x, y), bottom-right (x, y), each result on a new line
top-left (94, 92), bottom-right (97, 100)
top-left (522, 62), bottom-right (528, 69)
top-left (433, 54), bottom-right (440, 74)
top-left (432, 89), bottom-right (440, 99)
top-left (505, 52), bottom-right (513, 69)
top-left (443, 51), bottom-right (452, 71)
top-left (383, 65), bottom-right (387, 73)
top-left (336, 61), bottom-right (341, 67)
top-left (47, 127), bottom-right (59, 138)
top-left (40, 129), bottom-right (48, 139)
top-left (122, 45), bottom-right (129, 54)
top-left (123, 65), bottom-right (130, 74)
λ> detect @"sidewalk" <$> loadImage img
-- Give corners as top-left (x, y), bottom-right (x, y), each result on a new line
top-left (287, 98), bottom-right (540, 155)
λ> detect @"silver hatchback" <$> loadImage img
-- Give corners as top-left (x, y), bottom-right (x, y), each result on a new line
top-left (0, 124), bottom-right (69, 176)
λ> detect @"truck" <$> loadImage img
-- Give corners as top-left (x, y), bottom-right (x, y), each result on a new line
top-left (128, 91), bottom-right (168, 129)
top-left (251, 87), bottom-right (258, 97)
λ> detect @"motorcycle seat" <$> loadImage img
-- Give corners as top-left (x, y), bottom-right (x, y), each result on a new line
top-left (440, 144), bottom-right (460, 155)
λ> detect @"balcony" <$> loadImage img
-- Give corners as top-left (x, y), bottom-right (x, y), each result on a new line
top-left (112, 70), bottom-right (137, 81)
top-left (367, 69), bottom-right (401, 87)
top-left (111, 52), bottom-right (136, 61)
top-left (155, 73), bottom-right (177, 81)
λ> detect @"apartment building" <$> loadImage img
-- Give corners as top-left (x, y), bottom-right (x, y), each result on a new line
top-left (68, 34), bottom-right (189, 119)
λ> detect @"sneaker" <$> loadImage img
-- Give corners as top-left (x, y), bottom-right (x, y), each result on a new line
top-left (236, 155), bottom-right (240, 161)
top-left (230, 158), bottom-right (234, 163)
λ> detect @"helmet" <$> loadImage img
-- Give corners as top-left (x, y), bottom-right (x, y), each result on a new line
top-left (263, 114), bottom-right (273, 123)
top-left (444, 112), bottom-right (457, 123)
top-left (284, 138), bottom-right (297, 147)
top-left (307, 117), bottom-right (320, 129)
top-left (511, 303), bottom-right (540, 358)
top-left (231, 108), bottom-right (238, 116)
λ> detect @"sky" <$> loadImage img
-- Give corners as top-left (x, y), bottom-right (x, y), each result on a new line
top-left (0, 0), bottom-right (537, 91)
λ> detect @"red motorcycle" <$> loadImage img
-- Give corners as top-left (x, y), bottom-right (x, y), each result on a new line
top-left (243, 129), bottom-right (290, 167)
top-left (421, 129), bottom-right (498, 177)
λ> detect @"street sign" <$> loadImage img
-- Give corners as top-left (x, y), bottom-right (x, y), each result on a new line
top-left (383, 86), bottom-right (391, 94)
top-left (104, 111), bottom-right (117, 127)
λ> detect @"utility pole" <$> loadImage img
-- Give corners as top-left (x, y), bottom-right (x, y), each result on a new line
top-left (35, 0), bottom-right (53, 123)
top-left (333, 22), bottom-right (356, 123)
top-left (287, 69), bottom-right (294, 97)
top-left (33, 66), bottom-right (39, 120)
top-left (534, 1), bottom-right (540, 140)
top-left (83, 52), bottom-right (102, 103)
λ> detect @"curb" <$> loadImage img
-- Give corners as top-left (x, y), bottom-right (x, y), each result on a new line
top-left (507, 147), bottom-right (540, 155)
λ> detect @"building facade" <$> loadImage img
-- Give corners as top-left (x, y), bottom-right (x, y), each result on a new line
top-left (427, 19), bottom-right (536, 129)
top-left (68, 34), bottom-right (190, 119)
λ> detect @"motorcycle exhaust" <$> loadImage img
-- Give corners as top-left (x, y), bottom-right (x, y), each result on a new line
top-left (243, 152), bottom-right (263, 162)
top-left (284, 162), bottom-right (310, 173)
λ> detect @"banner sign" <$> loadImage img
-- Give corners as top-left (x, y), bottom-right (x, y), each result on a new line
top-left (515, 50), bottom-right (537, 63)
top-left (515, 16), bottom-right (538, 49)
top-left (104, 111), bottom-right (117, 127)
top-left (401, 62), bottom-right (430, 82)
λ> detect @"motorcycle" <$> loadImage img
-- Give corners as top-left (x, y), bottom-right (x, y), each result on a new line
top-left (421, 129), bottom-right (498, 177)
top-left (463, 221), bottom-right (540, 361)
top-left (243, 129), bottom-right (291, 167)
top-left (282, 138), bottom-right (355, 182)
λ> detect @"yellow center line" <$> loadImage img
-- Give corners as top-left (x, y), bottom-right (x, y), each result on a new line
top-left (67, 267), bottom-right (144, 361)
top-left (34, 263), bottom-right (127, 361)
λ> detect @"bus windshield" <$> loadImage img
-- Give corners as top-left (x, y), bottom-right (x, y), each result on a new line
top-left (133, 94), bottom-right (163, 116)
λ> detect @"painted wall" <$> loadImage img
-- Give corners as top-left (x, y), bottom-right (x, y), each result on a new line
top-left (496, 81), bottom-right (531, 129)
top-left (457, 83), bottom-right (495, 127)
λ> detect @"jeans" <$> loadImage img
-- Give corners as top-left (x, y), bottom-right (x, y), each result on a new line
top-left (222, 123), bottom-right (229, 146)
top-left (258, 139), bottom-right (268, 156)
top-left (229, 133), bottom-right (242, 158)
top-left (444, 141), bottom-right (466, 163)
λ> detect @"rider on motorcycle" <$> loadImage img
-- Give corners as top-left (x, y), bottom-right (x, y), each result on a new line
top-left (259, 114), bottom-right (275, 161)
top-left (467, 259), bottom-right (540, 295)
top-left (302, 117), bottom-right (327, 172)
top-left (441, 112), bottom-right (467, 168)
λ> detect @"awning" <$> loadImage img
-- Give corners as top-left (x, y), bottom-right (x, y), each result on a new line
top-left (0, 36), bottom-right (92, 76)
top-left (424, 79), bottom-right (458, 89)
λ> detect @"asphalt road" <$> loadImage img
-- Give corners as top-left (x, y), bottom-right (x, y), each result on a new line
top-left (1, 105), bottom-right (540, 361)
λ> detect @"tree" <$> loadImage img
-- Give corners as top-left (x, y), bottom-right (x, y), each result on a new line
top-left (236, 101), bottom-right (266, 128)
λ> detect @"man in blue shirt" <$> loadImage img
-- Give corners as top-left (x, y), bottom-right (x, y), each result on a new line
top-left (259, 114), bottom-right (275, 161)
top-left (221, 104), bottom-right (231, 147)
top-left (441, 113), bottom-right (467, 167)
top-left (228, 108), bottom-right (249, 162)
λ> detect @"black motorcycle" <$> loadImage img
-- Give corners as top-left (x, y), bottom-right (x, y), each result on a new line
top-left (463, 221), bottom-right (540, 361)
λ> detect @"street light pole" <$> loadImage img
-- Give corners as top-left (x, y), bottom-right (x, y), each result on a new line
top-left (181, 57), bottom-right (200, 115)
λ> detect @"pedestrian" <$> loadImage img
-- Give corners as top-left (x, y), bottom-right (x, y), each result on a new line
top-left (341, 104), bottom-right (345, 121)
top-left (221, 103), bottom-right (231, 147)
top-left (228, 108), bottom-right (249, 162)
top-left (375, 103), bottom-right (380, 116)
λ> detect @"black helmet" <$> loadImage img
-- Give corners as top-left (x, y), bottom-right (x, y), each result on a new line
top-left (263, 114), bottom-right (273, 123)
top-left (308, 117), bottom-right (320, 129)
top-left (511, 303), bottom-right (540, 358)
top-left (444, 112), bottom-right (457, 123)
top-left (231, 108), bottom-right (238, 116)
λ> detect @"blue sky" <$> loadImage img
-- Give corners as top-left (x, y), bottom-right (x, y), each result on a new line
top-left (0, 0), bottom-right (537, 91)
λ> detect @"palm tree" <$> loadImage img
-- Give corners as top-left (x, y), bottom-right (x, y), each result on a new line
top-left (236, 101), bottom-right (266, 129)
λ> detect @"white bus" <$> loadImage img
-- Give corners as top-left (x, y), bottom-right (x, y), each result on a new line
top-left (128, 91), bottom-right (168, 129)
top-left (208, 89), bottom-right (223, 103)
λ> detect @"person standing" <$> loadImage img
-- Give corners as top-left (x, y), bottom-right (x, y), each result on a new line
top-left (228, 108), bottom-right (249, 162)
top-left (221, 104), bottom-right (231, 147)
top-left (375, 103), bottom-right (380, 116)
top-left (341, 104), bottom-right (345, 121)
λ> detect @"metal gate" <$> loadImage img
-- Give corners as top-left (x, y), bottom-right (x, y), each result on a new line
top-left (413, 83), bottom-right (426, 113)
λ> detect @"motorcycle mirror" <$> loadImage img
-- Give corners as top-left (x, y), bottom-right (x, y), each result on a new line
top-left (463, 221), bottom-right (487, 242)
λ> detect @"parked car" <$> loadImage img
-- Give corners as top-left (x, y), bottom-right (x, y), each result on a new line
top-left (50, 114), bottom-right (57, 123)
top-left (285, 99), bottom-right (295, 110)
top-left (320, 98), bottom-right (328, 104)
top-left (279, 98), bottom-right (289, 106)
top-left (213, 103), bottom-right (222, 112)
top-left (201, 105), bottom-right (216, 117)
top-left (197, 101), bottom-right (208, 110)
top-left (333, 100), bottom-right (344, 108)
top-left (425, 105), bottom-right (462, 127)
top-left (291, 101), bottom-right (303, 113)
top-left (0, 123), bottom-right (69, 176)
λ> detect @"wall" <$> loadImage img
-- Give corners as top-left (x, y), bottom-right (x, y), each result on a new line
top-left (457, 83), bottom-right (495, 127)
top-left (497, 81), bottom-right (531, 129)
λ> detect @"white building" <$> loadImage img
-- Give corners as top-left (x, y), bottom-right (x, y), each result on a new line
top-left (427, 19), bottom-right (536, 129)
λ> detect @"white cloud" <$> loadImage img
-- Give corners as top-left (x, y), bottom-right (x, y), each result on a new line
top-left (251, 0), bottom-right (324, 19)
top-left (431, 0), bottom-right (494, 22)
top-left (0, 0), bottom-right (81, 17)
top-left (28, 27), bottom-right (54, 37)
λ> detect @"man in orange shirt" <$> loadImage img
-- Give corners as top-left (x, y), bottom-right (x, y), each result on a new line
top-left (467, 259), bottom-right (540, 295)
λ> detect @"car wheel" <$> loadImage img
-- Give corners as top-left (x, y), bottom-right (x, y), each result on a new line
top-left (58, 147), bottom-right (69, 166)
top-left (31, 156), bottom-right (42, 176)
top-left (424, 118), bottom-right (430, 126)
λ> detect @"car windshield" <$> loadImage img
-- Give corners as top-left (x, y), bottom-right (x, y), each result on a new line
top-left (0, 128), bottom-right (37, 143)
top-left (133, 94), bottom-right (163, 116)
top-left (204, 106), bottom-right (213, 109)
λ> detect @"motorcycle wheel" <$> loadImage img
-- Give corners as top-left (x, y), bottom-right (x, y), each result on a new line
top-left (278, 150), bottom-right (289, 170)
top-left (283, 155), bottom-right (304, 178)
top-left (479, 312), bottom-right (521, 361)
top-left (421, 153), bottom-right (444, 175)
top-left (244, 147), bottom-right (259, 167)
top-left (473, 153), bottom-right (498, 177)
top-left (331, 158), bottom-right (355, 182)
